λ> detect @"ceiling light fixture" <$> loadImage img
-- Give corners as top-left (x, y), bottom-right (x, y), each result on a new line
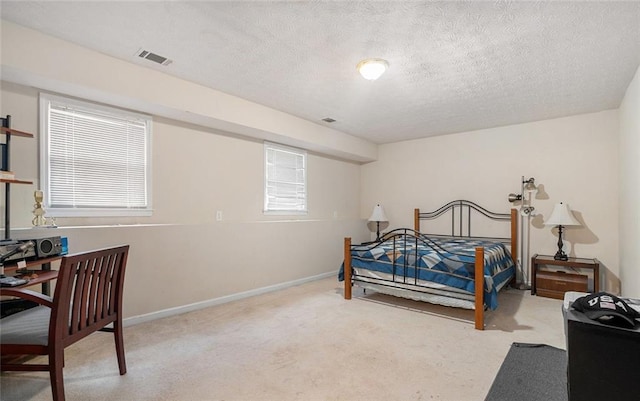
top-left (356, 58), bottom-right (389, 80)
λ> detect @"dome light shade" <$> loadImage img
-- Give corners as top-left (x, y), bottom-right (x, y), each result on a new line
top-left (357, 58), bottom-right (389, 80)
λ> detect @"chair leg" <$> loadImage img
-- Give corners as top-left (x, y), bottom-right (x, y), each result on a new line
top-left (114, 319), bottom-right (127, 375)
top-left (49, 347), bottom-right (65, 401)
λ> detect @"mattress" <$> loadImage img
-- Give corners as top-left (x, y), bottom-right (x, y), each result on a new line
top-left (340, 233), bottom-right (515, 310)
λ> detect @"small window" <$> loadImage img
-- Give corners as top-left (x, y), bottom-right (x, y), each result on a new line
top-left (39, 93), bottom-right (152, 217)
top-left (264, 142), bottom-right (307, 214)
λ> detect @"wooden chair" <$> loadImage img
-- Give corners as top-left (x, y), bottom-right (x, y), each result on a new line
top-left (0, 245), bottom-right (130, 401)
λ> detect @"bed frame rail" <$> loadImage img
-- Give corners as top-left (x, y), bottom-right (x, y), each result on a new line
top-left (343, 235), bottom-right (486, 329)
top-left (343, 201), bottom-right (517, 331)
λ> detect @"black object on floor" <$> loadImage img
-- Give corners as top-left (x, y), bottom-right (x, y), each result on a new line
top-left (0, 299), bottom-right (38, 319)
top-left (565, 307), bottom-right (640, 401)
top-left (485, 342), bottom-right (567, 401)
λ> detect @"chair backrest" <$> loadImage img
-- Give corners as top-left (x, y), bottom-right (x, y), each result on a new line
top-left (50, 245), bottom-right (130, 347)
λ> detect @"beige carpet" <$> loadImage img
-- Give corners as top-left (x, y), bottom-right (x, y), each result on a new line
top-left (1, 278), bottom-right (566, 401)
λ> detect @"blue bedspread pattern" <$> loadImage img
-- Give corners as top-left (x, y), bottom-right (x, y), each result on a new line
top-left (339, 234), bottom-right (515, 310)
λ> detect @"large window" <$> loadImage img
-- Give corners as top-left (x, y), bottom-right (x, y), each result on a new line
top-left (264, 142), bottom-right (307, 214)
top-left (39, 93), bottom-right (152, 217)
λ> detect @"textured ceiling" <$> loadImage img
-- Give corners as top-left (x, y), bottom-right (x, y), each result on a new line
top-left (1, 1), bottom-right (639, 144)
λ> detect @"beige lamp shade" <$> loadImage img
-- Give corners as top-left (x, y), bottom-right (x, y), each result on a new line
top-left (545, 202), bottom-right (580, 226)
top-left (368, 204), bottom-right (388, 223)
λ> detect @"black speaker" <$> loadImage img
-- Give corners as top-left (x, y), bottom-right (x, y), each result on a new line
top-left (34, 236), bottom-right (62, 258)
top-left (566, 308), bottom-right (640, 401)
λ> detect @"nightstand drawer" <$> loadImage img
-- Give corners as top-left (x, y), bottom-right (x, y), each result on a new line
top-left (536, 271), bottom-right (588, 299)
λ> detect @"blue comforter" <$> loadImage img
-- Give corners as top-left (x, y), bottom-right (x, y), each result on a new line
top-left (339, 233), bottom-right (515, 310)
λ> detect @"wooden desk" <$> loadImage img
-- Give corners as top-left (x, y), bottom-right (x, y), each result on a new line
top-left (2, 255), bottom-right (62, 295)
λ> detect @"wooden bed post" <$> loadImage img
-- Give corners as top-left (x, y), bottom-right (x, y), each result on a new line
top-left (510, 208), bottom-right (518, 267)
top-left (414, 208), bottom-right (420, 231)
top-left (344, 237), bottom-right (352, 300)
top-left (474, 247), bottom-right (485, 330)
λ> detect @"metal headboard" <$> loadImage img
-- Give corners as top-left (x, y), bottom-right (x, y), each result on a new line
top-left (414, 200), bottom-right (514, 243)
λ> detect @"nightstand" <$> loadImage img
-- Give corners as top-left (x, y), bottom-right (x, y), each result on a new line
top-left (531, 254), bottom-right (599, 299)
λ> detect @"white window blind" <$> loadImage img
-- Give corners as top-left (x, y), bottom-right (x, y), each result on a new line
top-left (40, 94), bottom-right (152, 217)
top-left (264, 142), bottom-right (307, 213)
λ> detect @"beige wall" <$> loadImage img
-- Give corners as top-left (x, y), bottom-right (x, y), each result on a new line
top-left (1, 82), bottom-right (363, 227)
top-left (361, 111), bottom-right (620, 292)
top-left (2, 79), bottom-right (368, 321)
top-left (16, 221), bottom-right (362, 320)
top-left (619, 65), bottom-right (640, 298)
top-left (1, 20), bottom-right (371, 323)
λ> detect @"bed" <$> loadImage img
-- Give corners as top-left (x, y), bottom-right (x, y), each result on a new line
top-left (340, 200), bottom-right (518, 330)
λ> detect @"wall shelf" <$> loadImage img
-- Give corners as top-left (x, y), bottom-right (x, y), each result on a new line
top-left (2, 115), bottom-right (34, 240)
top-left (0, 179), bottom-right (33, 185)
top-left (0, 126), bottom-right (33, 138)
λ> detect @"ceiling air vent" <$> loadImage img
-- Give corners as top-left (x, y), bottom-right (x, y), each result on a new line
top-left (135, 49), bottom-right (172, 66)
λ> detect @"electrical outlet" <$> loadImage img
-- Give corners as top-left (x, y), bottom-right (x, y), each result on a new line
top-left (216, 211), bottom-right (223, 221)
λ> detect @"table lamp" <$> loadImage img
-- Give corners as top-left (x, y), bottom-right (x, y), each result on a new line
top-left (544, 202), bottom-right (580, 261)
top-left (368, 204), bottom-right (388, 242)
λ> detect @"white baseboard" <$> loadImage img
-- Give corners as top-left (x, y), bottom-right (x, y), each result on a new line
top-left (123, 271), bottom-right (336, 327)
